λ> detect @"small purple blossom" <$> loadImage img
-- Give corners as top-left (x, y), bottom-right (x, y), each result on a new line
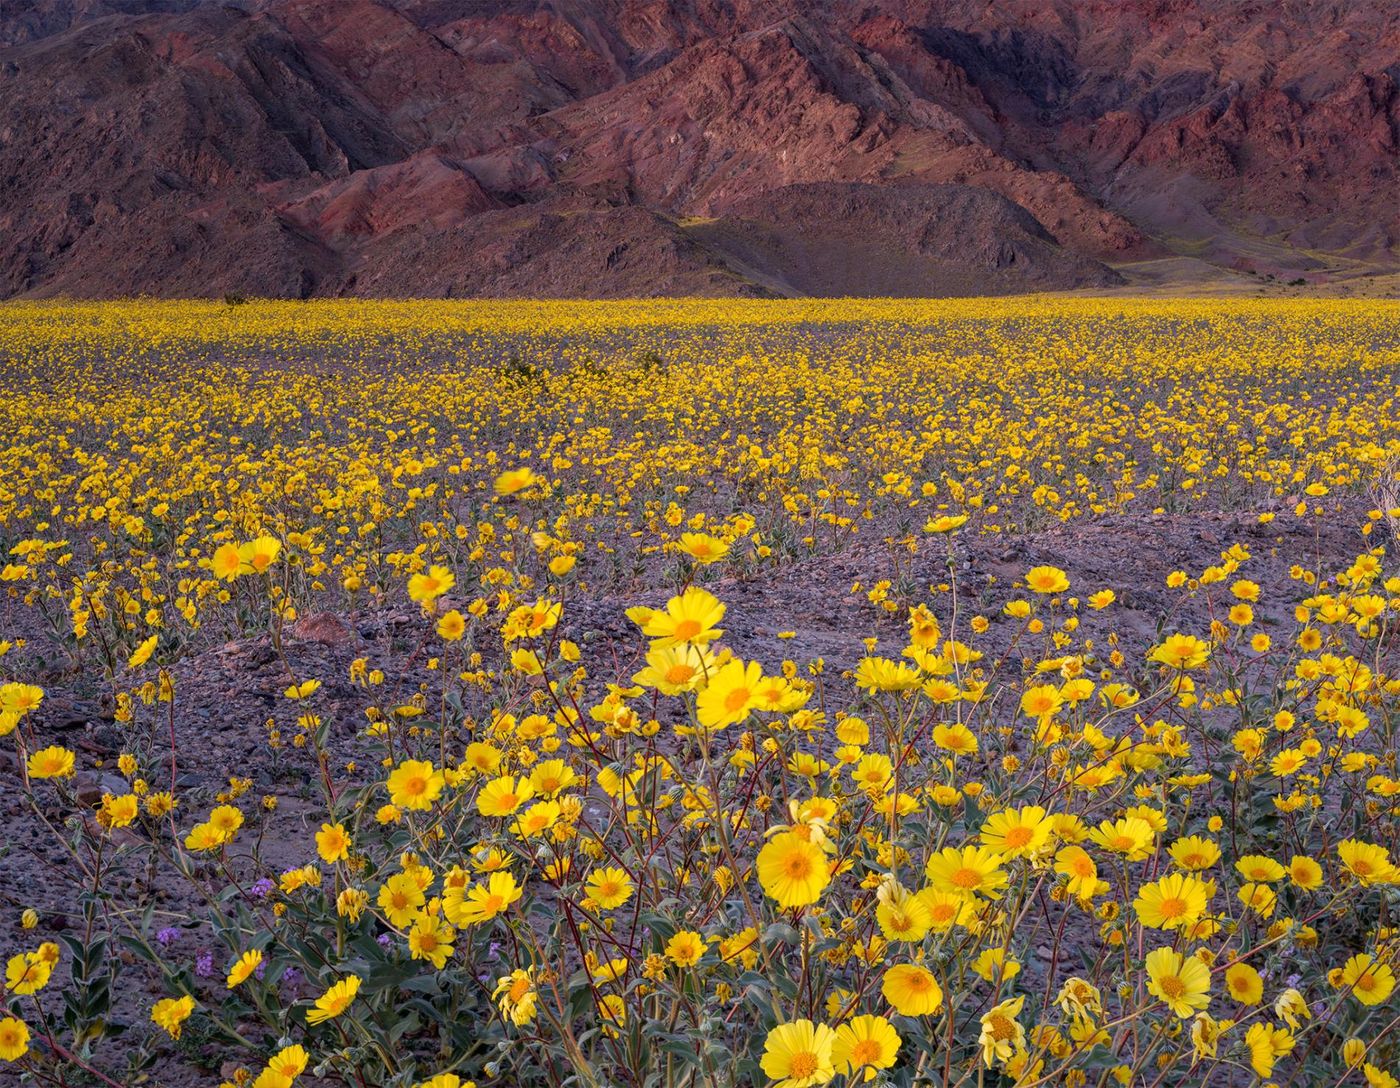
top-left (282, 967), bottom-right (302, 986)
top-left (248, 878), bottom-right (275, 899)
top-left (194, 949), bottom-right (214, 977)
top-left (377, 933), bottom-right (394, 948)
top-left (156, 927), bottom-right (179, 947)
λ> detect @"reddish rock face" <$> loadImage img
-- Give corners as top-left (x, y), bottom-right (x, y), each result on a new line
top-left (277, 152), bottom-right (500, 243)
top-left (1, 0), bottom-right (1395, 298)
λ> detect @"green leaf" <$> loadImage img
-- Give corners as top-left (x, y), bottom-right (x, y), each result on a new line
top-left (763, 922), bottom-right (799, 946)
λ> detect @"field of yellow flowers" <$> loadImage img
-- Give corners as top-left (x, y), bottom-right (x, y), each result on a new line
top-left (2, 297), bottom-right (1400, 1088)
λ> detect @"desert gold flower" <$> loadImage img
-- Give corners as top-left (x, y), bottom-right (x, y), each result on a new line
top-left (586, 866), bottom-right (634, 910)
top-left (676, 532), bottom-right (729, 564)
top-left (211, 543), bottom-right (243, 581)
top-left (477, 774), bottom-right (534, 817)
top-left (237, 537), bottom-right (281, 575)
top-left (128, 633), bottom-right (158, 668)
top-left (98, 792), bottom-right (139, 829)
top-left (831, 1015), bottom-right (900, 1081)
top-left (925, 845), bottom-right (1008, 900)
top-left (1245, 1022), bottom-right (1295, 1078)
top-left (1134, 873), bottom-right (1210, 930)
top-left (227, 950), bottom-right (263, 988)
top-left (1149, 634), bottom-right (1211, 669)
top-left (267, 1044), bottom-right (309, 1082)
top-left (444, 871), bottom-right (522, 926)
top-left (1338, 840), bottom-right (1399, 885)
top-left (760, 1020), bottom-right (836, 1088)
top-left (26, 745), bottom-right (75, 779)
top-left (1055, 845), bottom-right (1099, 898)
top-left (882, 963), bottom-right (943, 1016)
top-left (636, 587), bottom-right (725, 648)
top-left (377, 873), bottom-right (427, 928)
top-left (387, 759), bottom-right (445, 811)
top-left (696, 658), bottom-right (763, 731)
top-left (407, 914), bottom-right (455, 969)
top-left (1146, 947), bottom-right (1211, 1017)
top-left (0, 1017), bottom-right (28, 1062)
top-left (306, 976), bottom-right (360, 1025)
top-left (1088, 817), bottom-right (1155, 861)
top-left (1225, 961), bottom-right (1263, 1005)
top-left (757, 832), bottom-right (830, 909)
top-left (494, 467), bottom-right (539, 496)
top-left (1025, 566), bottom-right (1069, 593)
top-left (436, 609), bottom-right (466, 640)
top-left (407, 565), bottom-right (454, 605)
top-left (5, 952), bottom-right (51, 995)
top-left (979, 805), bottom-right (1051, 858)
top-left (0, 683), bottom-right (43, 714)
top-left (1169, 835), bottom-right (1221, 871)
top-left (665, 929), bottom-right (705, 967)
top-left (494, 968), bottom-right (538, 1026)
top-left (316, 821), bottom-right (350, 863)
top-left (979, 995), bottom-right (1026, 1067)
top-left (1338, 953), bottom-right (1396, 1006)
top-left (151, 994), bottom-right (196, 1039)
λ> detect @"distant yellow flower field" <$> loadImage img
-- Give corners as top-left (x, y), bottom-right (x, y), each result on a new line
top-left (1, 298), bottom-right (1399, 1088)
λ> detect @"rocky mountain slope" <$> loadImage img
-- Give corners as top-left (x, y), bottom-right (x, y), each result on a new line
top-left (1, 0), bottom-right (1395, 298)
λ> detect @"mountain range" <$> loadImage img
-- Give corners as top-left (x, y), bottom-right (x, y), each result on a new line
top-left (2, 0), bottom-right (1397, 298)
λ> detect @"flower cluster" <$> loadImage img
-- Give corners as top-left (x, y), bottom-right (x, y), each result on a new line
top-left (2, 299), bottom-right (1399, 1088)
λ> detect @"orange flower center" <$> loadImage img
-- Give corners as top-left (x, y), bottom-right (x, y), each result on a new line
top-left (784, 853), bottom-right (813, 879)
top-left (987, 1014), bottom-right (1016, 1041)
top-left (672, 619), bottom-right (701, 640)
